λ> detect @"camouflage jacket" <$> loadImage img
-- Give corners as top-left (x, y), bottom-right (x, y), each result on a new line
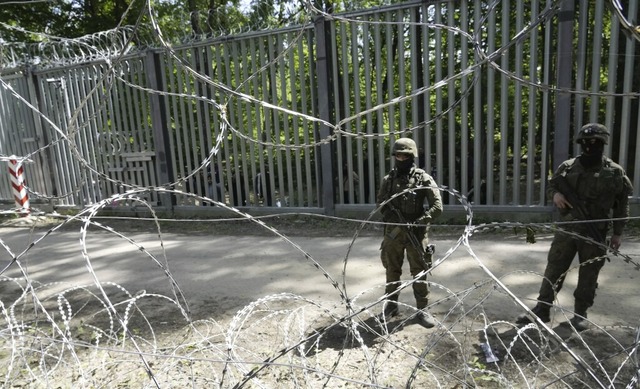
top-left (376, 165), bottom-right (443, 224)
top-left (547, 156), bottom-right (633, 235)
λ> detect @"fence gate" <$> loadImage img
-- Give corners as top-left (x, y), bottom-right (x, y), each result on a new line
top-left (31, 56), bottom-right (160, 208)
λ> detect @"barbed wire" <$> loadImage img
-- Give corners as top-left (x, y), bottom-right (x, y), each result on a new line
top-left (0, 25), bottom-right (150, 70)
top-left (1, 0), bottom-right (640, 387)
top-left (2, 186), bottom-right (639, 387)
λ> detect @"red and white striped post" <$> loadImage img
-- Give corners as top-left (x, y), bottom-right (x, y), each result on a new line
top-left (8, 156), bottom-right (30, 215)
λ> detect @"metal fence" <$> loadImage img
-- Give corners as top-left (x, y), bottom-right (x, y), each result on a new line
top-left (1, 0), bottom-right (639, 217)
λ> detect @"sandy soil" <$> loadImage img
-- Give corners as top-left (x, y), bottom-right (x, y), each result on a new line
top-left (1, 214), bottom-right (639, 388)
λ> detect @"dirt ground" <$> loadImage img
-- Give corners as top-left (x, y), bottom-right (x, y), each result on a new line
top-left (1, 214), bottom-right (639, 388)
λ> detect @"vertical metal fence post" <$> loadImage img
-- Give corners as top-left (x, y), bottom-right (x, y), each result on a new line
top-left (314, 16), bottom-right (335, 215)
top-left (145, 50), bottom-right (175, 210)
top-left (28, 68), bottom-right (56, 205)
top-left (553, 0), bottom-right (575, 170)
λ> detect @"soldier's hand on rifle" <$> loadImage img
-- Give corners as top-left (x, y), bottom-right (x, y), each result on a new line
top-left (415, 215), bottom-right (432, 226)
top-left (610, 234), bottom-right (622, 251)
top-left (553, 192), bottom-right (573, 209)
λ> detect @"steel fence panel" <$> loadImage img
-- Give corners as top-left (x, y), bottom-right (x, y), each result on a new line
top-left (419, 3), bottom-right (435, 195)
top-left (512, 0), bottom-right (524, 206)
top-left (79, 66), bottom-right (104, 203)
top-left (445, 3), bottom-right (457, 206)
top-left (359, 20), bottom-right (371, 207)
top-left (433, 3), bottom-right (446, 204)
top-left (191, 46), bottom-right (217, 205)
top-left (66, 68), bottom-right (94, 205)
top-left (335, 21), bottom-right (348, 205)
top-left (301, 30), bottom-right (317, 207)
top-left (245, 38), bottom-right (262, 206)
top-left (1, 0), bottom-right (639, 213)
top-left (163, 27), bottom-right (319, 209)
top-left (111, 63), bottom-right (129, 201)
top-left (574, 0), bottom-right (589, 150)
top-left (0, 79), bottom-right (14, 199)
top-left (131, 59), bottom-right (156, 195)
top-left (359, 20), bottom-right (372, 207)
top-left (371, 17), bottom-right (385, 206)
top-left (459, 1), bottom-right (471, 202)
top-left (100, 63), bottom-right (124, 199)
top-left (604, 2), bottom-right (620, 143)
top-left (27, 57), bottom-right (161, 207)
top-left (240, 38), bottom-right (258, 206)
top-left (267, 34), bottom-right (284, 207)
top-left (174, 49), bottom-right (195, 199)
top-left (381, 12), bottom-right (394, 200)
top-left (485, 6), bottom-right (497, 206)
top-left (526, 0), bottom-right (539, 205)
top-left (289, 31), bottom-right (303, 206)
top-left (230, 39), bottom-right (250, 206)
top-left (37, 73), bottom-right (78, 206)
top-left (259, 35), bottom-right (277, 206)
top-left (472, 1), bottom-right (483, 207)
top-left (499, 1), bottom-right (510, 206)
top-left (164, 53), bottom-right (187, 202)
top-left (227, 39), bottom-right (250, 207)
top-left (618, 1), bottom-right (638, 187)
top-left (540, 0), bottom-right (553, 206)
top-left (0, 74), bottom-right (51, 204)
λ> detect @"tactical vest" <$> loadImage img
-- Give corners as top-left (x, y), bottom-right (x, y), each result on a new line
top-left (562, 157), bottom-right (625, 220)
top-left (383, 167), bottom-right (430, 222)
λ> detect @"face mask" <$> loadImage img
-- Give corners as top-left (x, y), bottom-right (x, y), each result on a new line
top-left (579, 140), bottom-right (604, 168)
top-left (395, 157), bottom-right (414, 174)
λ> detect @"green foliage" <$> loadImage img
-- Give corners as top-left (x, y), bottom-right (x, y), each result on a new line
top-left (0, 0), bottom-right (253, 44)
top-left (467, 356), bottom-right (501, 383)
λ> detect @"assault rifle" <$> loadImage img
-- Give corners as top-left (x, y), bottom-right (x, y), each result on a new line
top-left (551, 175), bottom-right (606, 243)
top-left (384, 198), bottom-right (435, 267)
top-left (381, 173), bottom-right (435, 266)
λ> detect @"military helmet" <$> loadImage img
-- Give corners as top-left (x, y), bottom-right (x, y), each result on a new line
top-left (576, 123), bottom-right (609, 145)
top-left (392, 137), bottom-right (418, 158)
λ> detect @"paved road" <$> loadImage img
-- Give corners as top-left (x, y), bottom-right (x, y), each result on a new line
top-left (1, 221), bottom-right (638, 328)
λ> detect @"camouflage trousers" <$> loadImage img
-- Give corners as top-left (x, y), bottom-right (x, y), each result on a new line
top-left (380, 226), bottom-right (432, 309)
top-left (537, 230), bottom-right (607, 314)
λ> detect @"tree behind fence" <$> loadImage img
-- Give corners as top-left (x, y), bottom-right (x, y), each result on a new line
top-left (0, 0), bottom-right (638, 215)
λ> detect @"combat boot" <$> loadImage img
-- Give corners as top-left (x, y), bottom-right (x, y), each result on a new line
top-left (569, 311), bottom-right (588, 332)
top-left (377, 300), bottom-right (399, 321)
top-left (417, 310), bottom-right (436, 328)
top-left (515, 303), bottom-right (550, 325)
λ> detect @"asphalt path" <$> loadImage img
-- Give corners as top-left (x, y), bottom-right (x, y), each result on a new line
top-left (1, 222), bottom-right (638, 329)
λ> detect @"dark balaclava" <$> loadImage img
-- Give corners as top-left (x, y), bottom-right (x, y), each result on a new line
top-left (579, 139), bottom-right (605, 168)
top-left (395, 155), bottom-right (414, 175)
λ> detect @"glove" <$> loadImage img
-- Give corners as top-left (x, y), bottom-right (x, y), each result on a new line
top-left (415, 215), bottom-right (432, 226)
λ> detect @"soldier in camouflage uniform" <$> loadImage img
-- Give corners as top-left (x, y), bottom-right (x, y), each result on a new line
top-left (516, 123), bottom-right (633, 331)
top-left (376, 137), bottom-right (443, 328)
